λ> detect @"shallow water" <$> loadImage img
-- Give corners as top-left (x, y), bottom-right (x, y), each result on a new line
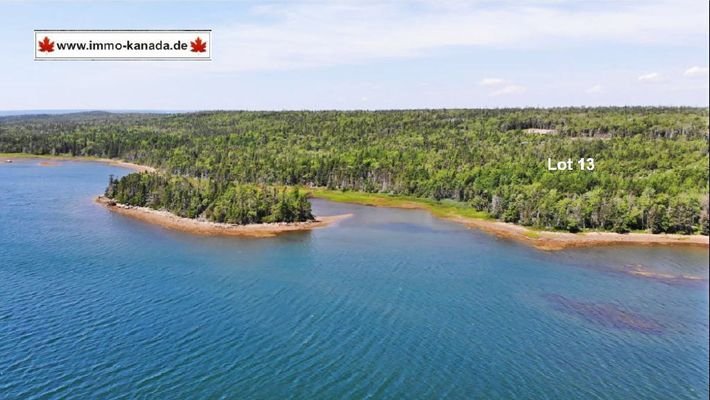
top-left (1, 160), bottom-right (708, 399)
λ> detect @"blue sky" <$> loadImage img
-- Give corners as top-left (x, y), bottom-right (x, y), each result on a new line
top-left (1, 0), bottom-right (708, 110)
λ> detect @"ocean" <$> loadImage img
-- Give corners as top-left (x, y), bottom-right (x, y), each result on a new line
top-left (1, 160), bottom-right (707, 399)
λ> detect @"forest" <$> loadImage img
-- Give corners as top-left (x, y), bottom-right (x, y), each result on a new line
top-left (1, 107), bottom-right (708, 234)
top-left (105, 172), bottom-right (313, 224)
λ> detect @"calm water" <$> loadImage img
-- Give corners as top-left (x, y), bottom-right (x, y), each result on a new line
top-left (1, 160), bottom-right (708, 399)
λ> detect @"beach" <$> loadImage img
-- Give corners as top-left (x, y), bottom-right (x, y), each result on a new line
top-left (96, 196), bottom-right (351, 237)
top-left (96, 159), bottom-right (155, 172)
top-left (447, 216), bottom-right (710, 251)
top-left (2, 154), bottom-right (155, 172)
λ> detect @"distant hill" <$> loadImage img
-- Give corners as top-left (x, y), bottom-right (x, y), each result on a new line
top-left (0, 111), bottom-right (173, 124)
top-left (0, 110), bottom-right (184, 118)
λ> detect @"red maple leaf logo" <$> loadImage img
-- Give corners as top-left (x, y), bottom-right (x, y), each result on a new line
top-left (38, 36), bottom-right (54, 52)
top-left (190, 36), bottom-right (207, 53)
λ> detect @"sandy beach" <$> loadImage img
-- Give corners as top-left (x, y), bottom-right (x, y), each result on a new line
top-left (2, 154), bottom-right (155, 172)
top-left (95, 159), bottom-right (156, 172)
top-left (447, 216), bottom-right (709, 251)
top-left (96, 196), bottom-right (351, 237)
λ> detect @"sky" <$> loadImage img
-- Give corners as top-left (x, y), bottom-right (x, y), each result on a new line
top-left (0, 0), bottom-right (708, 110)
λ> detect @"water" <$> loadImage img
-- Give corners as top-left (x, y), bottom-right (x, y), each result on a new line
top-left (1, 160), bottom-right (708, 399)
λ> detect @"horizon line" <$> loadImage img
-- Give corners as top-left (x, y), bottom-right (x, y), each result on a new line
top-left (1, 105), bottom-right (709, 116)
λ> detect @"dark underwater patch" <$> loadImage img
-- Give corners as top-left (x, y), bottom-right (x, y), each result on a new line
top-left (542, 293), bottom-right (664, 334)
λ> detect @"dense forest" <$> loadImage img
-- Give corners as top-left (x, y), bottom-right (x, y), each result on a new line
top-left (106, 172), bottom-right (313, 224)
top-left (1, 107), bottom-right (708, 234)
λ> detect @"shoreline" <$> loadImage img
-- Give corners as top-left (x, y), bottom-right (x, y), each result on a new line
top-left (6, 153), bottom-right (707, 250)
top-left (445, 215), bottom-right (709, 251)
top-left (96, 196), bottom-right (352, 237)
top-left (2, 153), bottom-right (155, 172)
top-left (309, 189), bottom-right (709, 251)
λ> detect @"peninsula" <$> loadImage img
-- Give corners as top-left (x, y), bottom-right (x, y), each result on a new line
top-left (97, 170), bottom-right (351, 236)
top-left (96, 196), bottom-right (350, 237)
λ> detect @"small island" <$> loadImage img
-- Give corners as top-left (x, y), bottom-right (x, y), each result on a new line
top-left (99, 172), bottom-right (350, 237)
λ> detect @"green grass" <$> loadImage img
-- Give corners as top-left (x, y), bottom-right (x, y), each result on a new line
top-left (308, 188), bottom-right (490, 221)
top-left (523, 230), bottom-right (542, 239)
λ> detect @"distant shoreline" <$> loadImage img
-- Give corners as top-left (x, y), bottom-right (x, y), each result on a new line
top-left (96, 196), bottom-right (352, 237)
top-left (2, 153), bottom-right (155, 173)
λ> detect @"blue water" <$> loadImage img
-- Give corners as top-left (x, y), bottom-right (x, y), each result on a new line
top-left (1, 160), bottom-right (708, 399)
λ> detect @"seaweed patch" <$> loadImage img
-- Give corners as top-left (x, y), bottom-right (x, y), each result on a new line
top-left (542, 293), bottom-right (664, 334)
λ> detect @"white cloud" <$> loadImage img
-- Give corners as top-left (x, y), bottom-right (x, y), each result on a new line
top-left (684, 66), bottom-right (709, 77)
top-left (478, 77), bottom-right (524, 96)
top-left (638, 72), bottom-right (662, 82)
top-left (2, 0), bottom-right (709, 109)
top-left (479, 78), bottom-right (506, 86)
top-left (491, 84), bottom-right (526, 96)
top-left (212, 0), bottom-right (708, 72)
top-left (586, 84), bottom-right (603, 94)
